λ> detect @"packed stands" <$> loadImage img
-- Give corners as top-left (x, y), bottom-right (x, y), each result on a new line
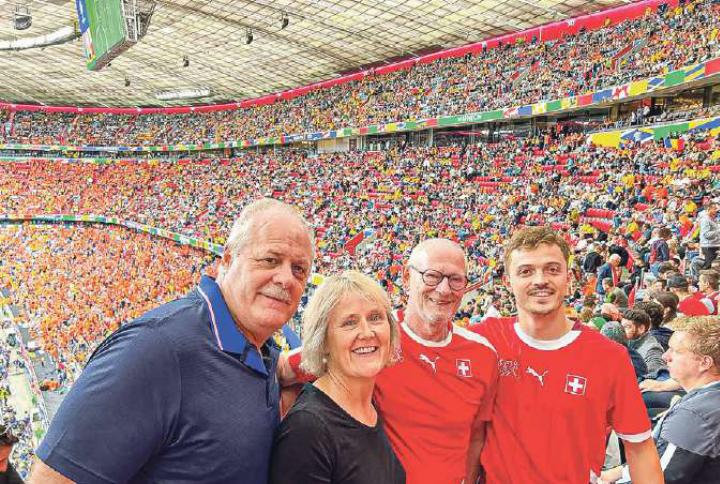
top-left (2, 1), bottom-right (720, 481)
top-left (0, 225), bottom-right (212, 381)
top-left (0, 334), bottom-right (36, 478)
top-left (1, 0), bottom-right (719, 147)
top-left (3, 127), bottom-right (720, 316)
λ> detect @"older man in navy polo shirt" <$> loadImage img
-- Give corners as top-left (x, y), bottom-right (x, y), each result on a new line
top-left (30, 198), bottom-right (314, 484)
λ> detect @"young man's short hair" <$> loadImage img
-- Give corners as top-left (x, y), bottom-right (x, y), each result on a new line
top-left (503, 226), bottom-right (571, 269)
top-left (621, 308), bottom-right (651, 330)
top-left (632, 301), bottom-right (664, 329)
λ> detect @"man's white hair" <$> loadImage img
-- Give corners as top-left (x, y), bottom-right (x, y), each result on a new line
top-left (218, 198), bottom-right (315, 277)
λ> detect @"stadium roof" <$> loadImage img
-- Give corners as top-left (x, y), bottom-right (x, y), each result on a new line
top-left (0, 0), bottom-right (629, 107)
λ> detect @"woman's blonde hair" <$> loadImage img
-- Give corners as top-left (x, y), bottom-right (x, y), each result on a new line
top-left (300, 270), bottom-right (400, 376)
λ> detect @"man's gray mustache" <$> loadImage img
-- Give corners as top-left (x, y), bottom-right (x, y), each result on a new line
top-left (260, 286), bottom-right (291, 303)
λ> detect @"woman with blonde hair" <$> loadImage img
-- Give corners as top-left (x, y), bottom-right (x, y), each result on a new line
top-left (270, 270), bottom-right (405, 483)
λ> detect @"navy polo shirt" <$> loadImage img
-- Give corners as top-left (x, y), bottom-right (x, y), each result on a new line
top-left (37, 275), bottom-right (280, 484)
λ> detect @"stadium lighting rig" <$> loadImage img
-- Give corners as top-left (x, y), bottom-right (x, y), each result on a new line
top-left (1, 2), bottom-right (81, 51)
top-left (155, 87), bottom-right (212, 101)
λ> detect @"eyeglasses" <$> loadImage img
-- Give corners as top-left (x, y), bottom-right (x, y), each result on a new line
top-left (409, 265), bottom-right (468, 291)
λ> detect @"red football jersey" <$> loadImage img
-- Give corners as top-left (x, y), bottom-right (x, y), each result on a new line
top-left (679, 294), bottom-right (712, 316)
top-left (473, 318), bottom-right (651, 484)
top-left (374, 322), bottom-right (498, 484)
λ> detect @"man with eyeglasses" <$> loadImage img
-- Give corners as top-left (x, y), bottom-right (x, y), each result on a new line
top-left (374, 238), bottom-right (498, 484)
top-left (284, 238), bottom-right (498, 484)
top-left (0, 425), bottom-right (23, 484)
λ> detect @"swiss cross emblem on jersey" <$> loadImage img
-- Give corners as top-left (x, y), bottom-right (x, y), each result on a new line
top-left (564, 374), bottom-right (587, 396)
top-left (456, 359), bottom-right (472, 378)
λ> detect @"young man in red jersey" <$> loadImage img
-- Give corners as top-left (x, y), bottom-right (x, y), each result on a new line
top-left (697, 270), bottom-right (720, 314)
top-left (282, 239), bottom-right (498, 484)
top-left (473, 226), bottom-right (663, 484)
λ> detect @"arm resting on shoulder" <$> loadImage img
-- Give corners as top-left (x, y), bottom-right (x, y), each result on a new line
top-left (277, 352), bottom-right (298, 387)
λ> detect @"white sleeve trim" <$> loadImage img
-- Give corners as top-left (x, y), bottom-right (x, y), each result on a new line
top-left (616, 430), bottom-right (652, 443)
top-left (453, 325), bottom-right (497, 353)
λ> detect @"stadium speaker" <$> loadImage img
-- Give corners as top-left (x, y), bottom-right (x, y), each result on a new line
top-left (183, 56), bottom-right (190, 67)
top-left (245, 30), bottom-right (254, 44)
top-left (124, 78), bottom-right (131, 87)
top-left (280, 13), bottom-right (289, 30)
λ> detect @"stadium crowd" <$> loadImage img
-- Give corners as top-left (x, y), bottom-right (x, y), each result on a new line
top-left (0, 332), bottom-right (35, 479)
top-left (3, 127), bottom-right (720, 283)
top-left (3, 113), bottom-right (720, 484)
top-left (1, 0), bottom-right (719, 147)
top-left (0, 224), bottom-right (212, 383)
top-left (2, 126), bottom-right (720, 338)
top-left (1, 1), bottom-right (719, 479)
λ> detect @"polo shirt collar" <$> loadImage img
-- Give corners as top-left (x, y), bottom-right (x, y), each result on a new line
top-left (197, 275), bottom-right (272, 376)
top-left (688, 379), bottom-right (720, 398)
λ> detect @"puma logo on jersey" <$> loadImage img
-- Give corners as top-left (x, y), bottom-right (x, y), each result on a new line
top-left (419, 354), bottom-right (440, 373)
top-left (526, 366), bottom-right (548, 386)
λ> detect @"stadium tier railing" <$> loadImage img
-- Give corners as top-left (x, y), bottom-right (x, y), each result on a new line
top-left (1, 111), bottom-right (718, 166)
top-left (588, 114), bottom-right (720, 148)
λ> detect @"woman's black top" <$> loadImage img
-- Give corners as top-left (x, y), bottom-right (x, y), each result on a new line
top-left (269, 384), bottom-right (405, 484)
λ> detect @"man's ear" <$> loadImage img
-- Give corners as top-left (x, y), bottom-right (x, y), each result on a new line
top-left (699, 354), bottom-right (715, 373)
top-left (502, 273), bottom-right (512, 292)
top-left (219, 250), bottom-right (233, 271)
top-left (566, 270), bottom-right (573, 296)
top-left (402, 264), bottom-right (411, 287)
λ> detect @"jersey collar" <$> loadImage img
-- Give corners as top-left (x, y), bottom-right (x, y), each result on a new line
top-left (513, 322), bottom-right (581, 351)
top-left (401, 321), bottom-right (453, 347)
top-left (197, 275), bottom-right (274, 375)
